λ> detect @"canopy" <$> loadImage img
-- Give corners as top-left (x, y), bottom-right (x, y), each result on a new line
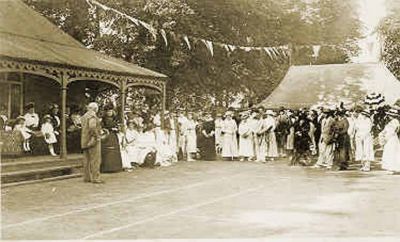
top-left (258, 63), bottom-right (400, 109)
top-left (0, 0), bottom-right (166, 79)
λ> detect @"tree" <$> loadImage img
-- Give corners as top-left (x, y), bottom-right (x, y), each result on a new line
top-left (379, 0), bottom-right (400, 80)
top-left (24, 0), bottom-right (362, 111)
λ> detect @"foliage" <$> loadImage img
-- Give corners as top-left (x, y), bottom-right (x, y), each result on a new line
top-left (378, 0), bottom-right (400, 80)
top-left (24, 0), bottom-right (362, 111)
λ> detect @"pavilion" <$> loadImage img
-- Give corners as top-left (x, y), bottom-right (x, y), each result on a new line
top-left (0, 0), bottom-right (167, 159)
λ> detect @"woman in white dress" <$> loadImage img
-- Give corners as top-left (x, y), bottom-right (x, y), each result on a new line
top-left (238, 112), bottom-right (254, 161)
top-left (379, 108), bottom-right (400, 174)
top-left (123, 120), bottom-right (140, 170)
top-left (14, 116), bottom-right (33, 152)
top-left (221, 111), bottom-right (238, 160)
top-left (354, 110), bottom-right (374, 171)
top-left (183, 112), bottom-right (197, 161)
top-left (264, 110), bottom-right (278, 161)
top-left (41, 115), bottom-right (58, 156)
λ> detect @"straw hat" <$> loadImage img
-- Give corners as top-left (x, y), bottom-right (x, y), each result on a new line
top-left (265, 110), bottom-right (274, 116)
top-left (386, 108), bottom-right (400, 117)
top-left (225, 111), bottom-right (233, 117)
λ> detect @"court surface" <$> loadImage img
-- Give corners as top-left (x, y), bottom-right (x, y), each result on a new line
top-left (1, 159), bottom-right (400, 240)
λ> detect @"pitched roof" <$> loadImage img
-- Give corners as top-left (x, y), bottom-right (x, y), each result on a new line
top-left (0, 0), bottom-right (167, 79)
top-left (259, 62), bottom-right (400, 109)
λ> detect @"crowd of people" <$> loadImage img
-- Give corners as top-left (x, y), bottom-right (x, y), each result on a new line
top-left (3, 99), bottom-right (400, 184)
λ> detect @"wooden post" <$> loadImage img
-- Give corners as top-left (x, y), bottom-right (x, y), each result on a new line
top-left (120, 80), bottom-right (126, 123)
top-left (161, 82), bottom-right (166, 129)
top-left (60, 74), bottom-right (68, 160)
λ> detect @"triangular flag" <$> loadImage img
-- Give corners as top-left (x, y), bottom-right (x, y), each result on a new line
top-left (183, 36), bottom-right (191, 50)
top-left (264, 47), bottom-right (274, 59)
top-left (201, 39), bottom-right (214, 56)
top-left (244, 47), bottom-right (252, 52)
top-left (160, 29), bottom-right (168, 47)
top-left (312, 45), bottom-right (321, 58)
top-left (223, 44), bottom-right (230, 52)
top-left (228, 45), bottom-right (237, 51)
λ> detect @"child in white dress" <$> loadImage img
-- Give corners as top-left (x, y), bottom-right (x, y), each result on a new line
top-left (13, 116), bottom-right (33, 152)
top-left (41, 115), bottom-right (58, 156)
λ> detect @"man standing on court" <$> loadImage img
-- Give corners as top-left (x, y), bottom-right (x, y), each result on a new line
top-left (81, 102), bottom-right (103, 183)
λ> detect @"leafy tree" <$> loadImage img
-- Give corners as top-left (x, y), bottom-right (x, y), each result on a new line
top-left (24, 0), bottom-right (362, 111)
top-left (379, 0), bottom-right (400, 79)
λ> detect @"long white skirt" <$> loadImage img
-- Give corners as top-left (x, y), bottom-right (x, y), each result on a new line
top-left (222, 133), bottom-right (238, 158)
top-left (266, 132), bottom-right (278, 158)
top-left (355, 135), bottom-right (374, 161)
top-left (185, 132), bottom-right (197, 153)
top-left (239, 135), bottom-right (254, 157)
top-left (382, 136), bottom-right (400, 172)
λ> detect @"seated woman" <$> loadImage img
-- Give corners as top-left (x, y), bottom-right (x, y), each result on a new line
top-left (129, 124), bottom-right (177, 167)
top-left (122, 120), bottom-right (140, 171)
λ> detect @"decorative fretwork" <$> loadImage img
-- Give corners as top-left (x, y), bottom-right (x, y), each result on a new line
top-left (0, 58), bottom-right (166, 91)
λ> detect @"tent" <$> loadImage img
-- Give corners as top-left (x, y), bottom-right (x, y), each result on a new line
top-left (258, 63), bottom-right (400, 109)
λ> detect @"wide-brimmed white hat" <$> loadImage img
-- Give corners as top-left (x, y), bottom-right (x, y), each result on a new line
top-left (386, 108), bottom-right (400, 117)
top-left (265, 110), bottom-right (275, 116)
top-left (225, 111), bottom-right (234, 117)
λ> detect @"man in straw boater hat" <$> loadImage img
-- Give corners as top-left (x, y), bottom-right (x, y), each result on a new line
top-left (380, 107), bottom-right (400, 174)
top-left (353, 108), bottom-right (374, 172)
top-left (221, 111), bottom-right (238, 161)
top-left (81, 102), bottom-right (103, 183)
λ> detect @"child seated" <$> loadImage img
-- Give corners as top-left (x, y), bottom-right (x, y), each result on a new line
top-left (41, 115), bottom-right (59, 156)
top-left (13, 116), bottom-right (33, 152)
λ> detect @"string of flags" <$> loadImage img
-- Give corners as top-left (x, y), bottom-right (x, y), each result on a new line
top-left (86, 0), bottom-right (335, 60)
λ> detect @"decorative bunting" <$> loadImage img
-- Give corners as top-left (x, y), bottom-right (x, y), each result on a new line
top-left (228, 45), bottom-right (237, 52)
top-left (85, 0), bottom-right (299, 61)
top-left (183, 35), bottom-right (191, 50)
top-left (201, 39), bottom-right (214, 56)
top-left (160, 29), bottom-right (168, 47)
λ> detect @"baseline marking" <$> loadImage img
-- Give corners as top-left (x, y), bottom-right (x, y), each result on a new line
top-left (82, 185), bottom-right (264, 239)
top-left (3, 172), bottom-right (246, 229)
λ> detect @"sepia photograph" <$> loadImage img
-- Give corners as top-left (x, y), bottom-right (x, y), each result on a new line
top-left (0, 0), bottom-right (400, 240)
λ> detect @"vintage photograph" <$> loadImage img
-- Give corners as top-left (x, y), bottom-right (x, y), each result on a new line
top-left (1, 0), bottom-right (399, 240)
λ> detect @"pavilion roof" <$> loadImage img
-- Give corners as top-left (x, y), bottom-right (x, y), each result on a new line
top-left (0, 0), bottom-right (167, 79)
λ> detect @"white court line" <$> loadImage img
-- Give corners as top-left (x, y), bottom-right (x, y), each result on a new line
top-left (3, 172), bottom-right (246, 229)
top-left (82, 185), bottom-right (264, 239)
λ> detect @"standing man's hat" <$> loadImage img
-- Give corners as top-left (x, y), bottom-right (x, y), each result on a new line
top-left (360, 110), bottom-right (370, 117)
top-left (24, 102), bottom-right (35, 110)
top-left (43, 114), bottom-right (52, 121)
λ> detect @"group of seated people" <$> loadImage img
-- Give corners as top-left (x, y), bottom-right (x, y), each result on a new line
top-left (100, 105), bottom-right (177, 173)
top-left (0, 102), bottom-right (82, 156)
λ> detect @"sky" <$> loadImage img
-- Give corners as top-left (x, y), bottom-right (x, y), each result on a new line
top-left (352, 0), bottom-right (387, 63)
